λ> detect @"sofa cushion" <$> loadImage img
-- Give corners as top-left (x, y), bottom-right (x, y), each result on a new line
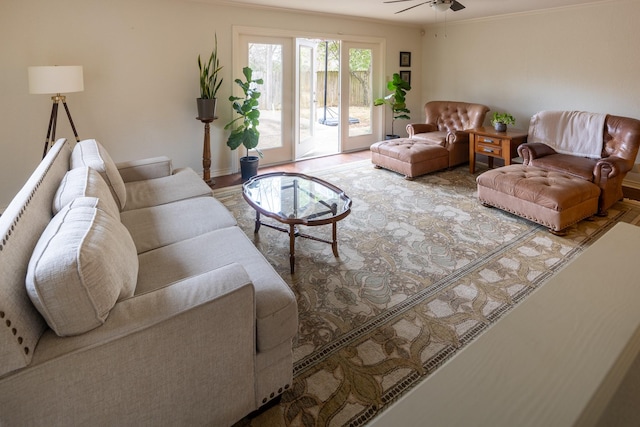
top-left (71, 139), bottom-right (127, 210)
top-left (52, 167), bottom-right (120, 218)
top-left (120, 196), bottom-right (237, 254)
top-left (123, 167), bottom-right (213, 211)
top-left (26, 200), bottom-right (138, 336)
top-left (136, 226), bottom-right (297, 352)
top-left (411, 131), bottom-right (448, 146)
top-left (526, 153), bottom-right (596, 181)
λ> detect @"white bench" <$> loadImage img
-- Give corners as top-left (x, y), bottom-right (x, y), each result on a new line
top-left (372, 222), bottom-right (640, 427)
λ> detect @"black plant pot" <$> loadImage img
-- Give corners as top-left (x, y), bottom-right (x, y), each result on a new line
top-left (240, 156), bottom-right (259, 181)
top-left (494, 123), bottom-right (507, 132)
top-left (196, 98), bottom-right (217, 120)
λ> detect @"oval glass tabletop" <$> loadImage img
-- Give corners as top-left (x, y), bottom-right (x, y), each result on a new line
top-left (242, 172), bottom-right (352, 225)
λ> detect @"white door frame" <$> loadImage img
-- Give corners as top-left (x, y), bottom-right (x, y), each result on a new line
top-left (232, 26), bottom-right (385, 167)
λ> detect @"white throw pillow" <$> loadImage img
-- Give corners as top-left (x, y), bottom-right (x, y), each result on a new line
top-left (26, 200), bottom-right (138, 336)
top-left (52, 166), bottom-right (120, 218)
top-left (70, 139), bottom-right (127, 210)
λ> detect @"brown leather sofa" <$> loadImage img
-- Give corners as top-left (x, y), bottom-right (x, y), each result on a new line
top-left (477, 112), bottom-right (640, 233)
top-left (370, 101), bottom-right (490, 179)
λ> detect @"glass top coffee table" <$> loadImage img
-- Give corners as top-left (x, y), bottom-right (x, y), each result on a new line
top-left (242, 172), bottom-right (352, 273)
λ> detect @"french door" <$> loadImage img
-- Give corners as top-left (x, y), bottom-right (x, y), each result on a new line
top-left (236, 34), bottom-right (293, 165)
top-left (341, 41), bottom-right (381, 152)
top-left (233, 28), bottom-right (383, 168)
top-left (295, 38), bottom-right (319, 159)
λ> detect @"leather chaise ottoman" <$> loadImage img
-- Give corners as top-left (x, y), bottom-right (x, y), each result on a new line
top-left (370, 138), bottom-right (449, 179)
top-left (477, 164), bottom-right (600, 234)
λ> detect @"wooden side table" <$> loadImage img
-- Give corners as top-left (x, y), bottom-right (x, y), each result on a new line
top-left (197, 117), bottom-right (216, 185)
top-left (469, 127), bottom-right (528, 173)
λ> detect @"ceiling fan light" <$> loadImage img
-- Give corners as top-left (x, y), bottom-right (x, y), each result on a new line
top-left (433, 0), bottom-right (451, 12)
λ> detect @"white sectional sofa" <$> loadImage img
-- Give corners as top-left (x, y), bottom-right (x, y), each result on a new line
top-left (0, 138), bottom-right (298, 426)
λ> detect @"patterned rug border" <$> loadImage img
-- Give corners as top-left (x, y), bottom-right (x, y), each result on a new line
top-left (374, 206), bottom-right (629, 413)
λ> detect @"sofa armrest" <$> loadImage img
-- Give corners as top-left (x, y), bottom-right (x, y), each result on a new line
top-left (406, 123), bottom-right (437, 138)
top-left (6, 263), bottom-right (257, 425)
top-left (116, 156), bottom-right (173, 182)
top-left (594, 156), bottom-right (631, 181)
top-left (518, 143), bottom-right (558, 164)
top-left (33, 263), bottom-right (254, 361)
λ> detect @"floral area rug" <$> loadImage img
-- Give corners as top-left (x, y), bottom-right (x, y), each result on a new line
top-left (215, 161), bottom-right (640, 427)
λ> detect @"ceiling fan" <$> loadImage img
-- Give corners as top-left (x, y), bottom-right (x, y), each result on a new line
top-left (385, 0), bottom-right (466, 14)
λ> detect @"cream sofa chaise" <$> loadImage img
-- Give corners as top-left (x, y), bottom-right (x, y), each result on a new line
top-left (0, 138), bottom-right (298, 426)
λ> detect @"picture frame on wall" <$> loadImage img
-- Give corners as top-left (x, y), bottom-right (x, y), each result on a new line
top-left (399, 51), bottom-right (411, 67)
top-left (400, 70), bottom-right (411, 85)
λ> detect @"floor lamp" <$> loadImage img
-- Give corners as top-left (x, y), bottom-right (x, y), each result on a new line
top-left (28, 65), bottom-right (84, 158)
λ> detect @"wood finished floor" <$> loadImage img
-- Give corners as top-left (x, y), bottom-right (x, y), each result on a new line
top-left (211, 151), bottom-right (640, 201)
top-left (211, 150), bottom-right (371, 189)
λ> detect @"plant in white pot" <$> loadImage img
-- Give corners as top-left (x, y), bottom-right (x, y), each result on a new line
top-left (225, 66), bottom-right (264, 181)
top-left (197, 33), bottom-right (223, 120)
top-left (374, 73), bottom-right (411, 139)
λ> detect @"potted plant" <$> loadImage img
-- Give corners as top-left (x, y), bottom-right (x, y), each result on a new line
top-left (374, 73), bottom-right (411, 139)
top-left (197, 33), bottom-right (223, 120)
top-left (225, 66), bottom-right (264, 181)
top-left (491, 112), bottom-right (515, 132)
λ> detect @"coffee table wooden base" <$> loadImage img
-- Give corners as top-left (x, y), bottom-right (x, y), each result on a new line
top-left (254, 211), bottom-right (339, 274)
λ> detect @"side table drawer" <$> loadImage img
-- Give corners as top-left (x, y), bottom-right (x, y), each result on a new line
top-left (476, 143), bottom-right (502, 157)
top-left (476, 135), bottom-right (501, 145)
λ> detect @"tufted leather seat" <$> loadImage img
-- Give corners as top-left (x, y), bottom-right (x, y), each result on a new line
top-left (477, 165), bottom-right (600, 233)
top-left (371, 101), bottom-right (490, 179)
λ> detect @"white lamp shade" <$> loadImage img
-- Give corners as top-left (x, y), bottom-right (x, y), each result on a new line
top-left (28, 65), bottom-right (84, 94)
top-left (433, 1), bottom-right (451, 12)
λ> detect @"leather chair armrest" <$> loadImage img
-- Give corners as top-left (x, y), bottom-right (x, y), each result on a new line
top-left (446, 130), bottom-right (470, 146)
top-left (518, 143), bottom-right (557, 164)
top-left (406, 123), bottom-right (437, 138)
top-left (594, 156), bottom-right (631, 181)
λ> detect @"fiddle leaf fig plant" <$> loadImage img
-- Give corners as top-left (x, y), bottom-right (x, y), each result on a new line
top-left (225, 66), bottom-right (264, 158)
top-left (374, 73), bottom-right (411, 136)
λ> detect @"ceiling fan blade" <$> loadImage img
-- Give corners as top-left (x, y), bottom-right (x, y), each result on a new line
top-left (384, 0), bottom-right (415, 3)
top-left (395, 1), bottom-right (430, 14)
top-left (450, 0), bottom-right (465, 11)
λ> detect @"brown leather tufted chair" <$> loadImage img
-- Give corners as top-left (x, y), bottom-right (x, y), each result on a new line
top-left (407, 101), bottom-right (490, 166)
top-left (370, 101), bottom-right (490, 179)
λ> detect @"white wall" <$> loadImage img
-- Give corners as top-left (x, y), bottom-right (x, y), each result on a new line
top-left (421, 0), bottom-right (640, 184)
top-left (0, 0), bottom-right (423, 208)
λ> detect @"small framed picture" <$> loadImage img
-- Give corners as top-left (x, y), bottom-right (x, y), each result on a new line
top-left (399, 51), bottom-right (411, 67)
top-left (400, 70), bottom-right (411, 85)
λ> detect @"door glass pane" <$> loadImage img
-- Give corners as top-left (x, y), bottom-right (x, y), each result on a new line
top-left (348, 47), bottom-right (373, 137)
top-left (296, 39), bottom-right (339, 160)
top-left (248, 43), bottom-right (283, 150)
top-left (299, 44), bottom-right (313, 143)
